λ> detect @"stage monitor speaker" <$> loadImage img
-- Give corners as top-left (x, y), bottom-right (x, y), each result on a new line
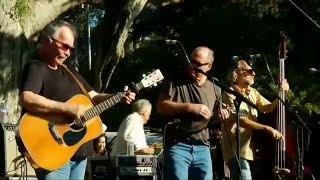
top-left (87, 156), bottom-right (117, 180)
top-left (0, 124), bottom-right (36, 178)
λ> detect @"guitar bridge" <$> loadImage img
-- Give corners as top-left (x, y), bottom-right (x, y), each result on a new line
top-left (48, 122), bottom-right (63, 144)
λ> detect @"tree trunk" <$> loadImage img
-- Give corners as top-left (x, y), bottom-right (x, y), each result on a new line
top-left (0, 0), bottom-right (97, 123)
top-left (1, 0), bottom-right (29, 123)
top-left (93, 0), bottom-right (148, 92)
top-left (0, 0), bottom-right (149, 122)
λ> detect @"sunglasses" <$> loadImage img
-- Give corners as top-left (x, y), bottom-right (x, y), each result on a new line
top-left (238, 69), bottom-right (255, 75)
top-left (49, 36), bottom-right (74, 52)
top-left (191, 61), bottom-right (210, 67)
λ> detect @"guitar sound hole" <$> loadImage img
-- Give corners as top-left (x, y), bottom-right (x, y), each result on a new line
top-left (70, 123), bottom-right (82, 130)
top-left (63, 127), bottom-right (87, 146)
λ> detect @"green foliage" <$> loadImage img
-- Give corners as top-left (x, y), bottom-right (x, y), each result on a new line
top-left (130, 0), bottom-right (320, 115)
top-left (231, 0), bottom-right (285, 18)
top-left (15, 0), bottom-right (32, 22)
top-left (59, 0), bottom-right (320, 117)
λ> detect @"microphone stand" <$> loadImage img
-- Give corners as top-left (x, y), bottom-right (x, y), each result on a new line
top-left (234, 97), bottom-right (242, 180)
top-left (175, 41), bottom-right (193, 67)
top-left (175, 42), bottom-right (259, 179)
top-left (273, 94), bottom-right (310, 180)
top-left (212, 75), bottom-right (259, 180)
top-left (196, 68), bottom-right (260, 180)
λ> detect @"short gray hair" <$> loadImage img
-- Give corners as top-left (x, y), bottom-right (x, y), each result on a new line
top-left (191, 46), bottom-right (214, 63)
top-left (37, 20), bottom-right (77, 43)
top-left (132, 99), bottom-right (152, 113)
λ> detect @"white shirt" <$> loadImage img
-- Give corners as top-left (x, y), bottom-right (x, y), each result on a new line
top-left (111, 112), bottom-right (148, 158)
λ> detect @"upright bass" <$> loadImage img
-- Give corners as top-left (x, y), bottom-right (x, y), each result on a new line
top-left (273, 31), bottom-right (296, 180)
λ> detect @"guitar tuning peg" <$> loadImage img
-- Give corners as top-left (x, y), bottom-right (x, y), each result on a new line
top-left (153, 83), bottom-right (157, 87)
top-left (142, 74), bottom-right (146, 78)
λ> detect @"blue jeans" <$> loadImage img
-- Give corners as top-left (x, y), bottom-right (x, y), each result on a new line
top-left (35, 157), bottom-right (87, 180)
top-left (227, 157), bottom-right (252, 180)
top-left (163, 142), bottom-right (212, 180)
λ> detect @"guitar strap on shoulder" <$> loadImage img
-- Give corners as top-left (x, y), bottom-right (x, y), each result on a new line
top-left (60, 64), bottom-right (95, 105)
top-left (213, 84), bottom-right (222, 110)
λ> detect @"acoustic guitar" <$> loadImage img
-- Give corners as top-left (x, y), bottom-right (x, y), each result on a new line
top-left (18, 69), bottom-right (164, 171)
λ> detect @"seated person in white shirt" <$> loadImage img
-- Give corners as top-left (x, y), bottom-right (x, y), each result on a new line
top-left (111, 99), bottom-right (155, 159)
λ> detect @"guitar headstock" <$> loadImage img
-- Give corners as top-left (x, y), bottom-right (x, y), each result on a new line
top-left (279, 31), bottom-right (287, 60)
top-left (132, 69), bottom-right (164, 92)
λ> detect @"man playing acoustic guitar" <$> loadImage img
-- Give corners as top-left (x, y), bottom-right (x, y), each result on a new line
top-left (16, 20), bottom-right (135, 180)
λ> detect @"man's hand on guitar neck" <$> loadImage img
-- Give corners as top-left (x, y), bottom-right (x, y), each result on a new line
top-left (121, 86), bottom-right (136, 104)
top-left (64, 104), bottom-right (88, 123)
top-left (89, 86), bottom-right (136, 105)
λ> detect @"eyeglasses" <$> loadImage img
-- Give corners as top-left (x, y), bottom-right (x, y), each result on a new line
top-left (191, 61), bottom-right (210, 67)
top-left (49, 36), bottom-right (74, 52)
top-left (238, 69), bottom-right (255, 75)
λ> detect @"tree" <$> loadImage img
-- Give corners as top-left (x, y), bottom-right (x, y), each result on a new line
top-left (0, 0), bottom-right (150, 123)
top-left (1, 0), bottom-right (319, 125)
top-left (130, 0), bottom-right (320, 115)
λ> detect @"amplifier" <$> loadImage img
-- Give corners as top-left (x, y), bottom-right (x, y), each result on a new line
top-left (0, 124), bottom-right (36, 177)
top-left (117, 155), bottom-right (157, 176)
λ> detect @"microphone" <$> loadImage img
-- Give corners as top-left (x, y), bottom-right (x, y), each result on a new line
top-left (168, 119), bottom-right (180, 125)
top-left (249, 54), bottom-right (262, 59)
top-left (212, 77), bottom-right (259, 110)
top-left (248, 54), bottom-right (261, 67)
top-left (142, 37), bottom-right (178, 45)
top-left (143, 37), bottom-right (194, 74)
top-left (310, 68), bottom-right (320, 73)
top-left (193, 68), bottom-right (259, 110)
top-left (232, 56), bottom-right (239, 61)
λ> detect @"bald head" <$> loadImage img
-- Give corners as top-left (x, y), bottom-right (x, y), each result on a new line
top-left (191, 46), bottom-right (214, 63)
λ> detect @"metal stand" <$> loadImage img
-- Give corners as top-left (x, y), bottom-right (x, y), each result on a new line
top-left (293, 112), bottom-right (310, 180)
top-left (234, 99), bottom-right (242, 180)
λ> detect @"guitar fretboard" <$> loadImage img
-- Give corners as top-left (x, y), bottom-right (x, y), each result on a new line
top-left (82, 82), bottom-right (144, 121)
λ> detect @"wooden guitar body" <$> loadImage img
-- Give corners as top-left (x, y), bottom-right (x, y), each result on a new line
top-left (19, 94), bottom-right (103, 171)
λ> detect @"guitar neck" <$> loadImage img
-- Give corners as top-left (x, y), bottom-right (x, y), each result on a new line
top-left (83, 93), bottom-right (124, 121)
top-left (82, 82), bottom-right (144, 121)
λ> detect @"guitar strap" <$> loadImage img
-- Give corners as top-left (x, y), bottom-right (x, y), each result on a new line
top-left (213, 84), bottom-right (222, 110)
top-left (60, 64), bottom-right (95, 105)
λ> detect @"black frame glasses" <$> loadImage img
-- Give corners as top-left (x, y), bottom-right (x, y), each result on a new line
top-left (191, 61), bottom-right (210, 67)
top-left (49, 36), bottom-right (74, 52)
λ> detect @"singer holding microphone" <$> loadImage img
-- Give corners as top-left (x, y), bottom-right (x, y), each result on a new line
top-left (157, 46), bottom-right (229, 180)
top-left (221, 60), bottom-right (289, 180)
